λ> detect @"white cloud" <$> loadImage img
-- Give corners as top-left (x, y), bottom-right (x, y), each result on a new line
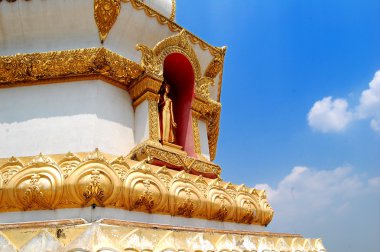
top-left (357, 70), bottom-right (380, 132)
top-left (308, 70), bottom-right (380, 133)
top-left (370, 119), bottom-right (380, 132)
top-left (256, 166), bottom-right (380, 252)
top-left (307, 97), bottom-right (352, 132)
top-left (369, 177), bottom-right (380, 187)
top-left (357, 70), bottom-right (380, 118)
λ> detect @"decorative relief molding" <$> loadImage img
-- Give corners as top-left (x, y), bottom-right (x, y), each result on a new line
top-left (130, 140), bottom-right (222, 179)
top-left (128, 73), bottom-right (162, 107)
top-left (204, 46), bottom-right (227, 102)
top-left (0, 220), bottom-right (327, 252)
top-left (94, 0), bottom-right (121, 43)
top-left (0, 150), bottom-right (273, 226)
top-left (204, 46), bottom-right (226, 79)
top-left (191, 98), bottom-right (221, 161)
top-left (0, 48), bottom-right (143, 88)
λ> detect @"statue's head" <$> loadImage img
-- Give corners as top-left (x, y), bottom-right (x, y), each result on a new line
top-left (165, 83), bottom-right (171, 93)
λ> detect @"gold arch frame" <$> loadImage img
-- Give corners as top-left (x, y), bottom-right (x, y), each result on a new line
top-left (136, 30), bottom-right (207, 98)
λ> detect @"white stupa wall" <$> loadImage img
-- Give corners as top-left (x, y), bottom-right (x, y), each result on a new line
top-left (0, 80), bottom-right (135, 158)
top-left (143, 0), bottom-right (174, 19)
top-left (198, 120), bottom-right (210, 160)
top-left (134, 100), bottom-right (150, 145)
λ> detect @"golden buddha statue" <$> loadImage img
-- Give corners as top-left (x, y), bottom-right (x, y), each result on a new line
top-left (159, 82), bottom-right (177, 143)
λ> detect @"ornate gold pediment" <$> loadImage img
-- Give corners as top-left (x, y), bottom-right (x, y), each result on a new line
top-left (137, 30), bottom-right (202, 82)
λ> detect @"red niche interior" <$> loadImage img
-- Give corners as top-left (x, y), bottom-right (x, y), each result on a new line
top-left (163, 53), bottom-right (196, 157)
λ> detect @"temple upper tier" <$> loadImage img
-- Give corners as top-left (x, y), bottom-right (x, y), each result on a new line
top-left (0, 1), bottom-right (326, 251)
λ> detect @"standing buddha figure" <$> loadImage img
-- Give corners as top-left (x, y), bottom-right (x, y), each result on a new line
top-left (159, 81), bottom-right (177, 143)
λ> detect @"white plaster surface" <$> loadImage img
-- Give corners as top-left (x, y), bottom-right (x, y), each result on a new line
top-left (0, 207), bottom-right (266, 233)
top-left (143, 0), bottom-right (173, 19)
top-left (193, 42), bottom-right (213, 78)
top-left (104, 3), bottom-right (175, 63)
top-left (198, 120), bottom-right (210, 160)
top-left (0, 80), bottom-right (134, 158)
top-left (134, 100), bottom-right (150, 145)
top-left (0, 0), bottom-right (99, 56)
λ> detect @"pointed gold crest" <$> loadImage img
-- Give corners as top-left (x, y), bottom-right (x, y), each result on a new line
top-left (94, 0), bottom-right (121, 43)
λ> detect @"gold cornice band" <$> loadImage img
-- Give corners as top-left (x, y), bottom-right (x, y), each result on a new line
top-left (0, 150), bottom-right (274, 226)
top-left (0, 48), bottom-right (143, 88)
top-left (0, 219), bottom-right (326, 251)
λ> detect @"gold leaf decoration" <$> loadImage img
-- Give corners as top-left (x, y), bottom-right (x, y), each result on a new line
top-left (94, 0), bottom-right (122, 43)
top-left (0, 48), bottom-right (143, 87)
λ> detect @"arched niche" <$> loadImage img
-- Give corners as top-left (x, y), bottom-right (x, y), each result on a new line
top-left (163, 53), bottom-right (196, 157)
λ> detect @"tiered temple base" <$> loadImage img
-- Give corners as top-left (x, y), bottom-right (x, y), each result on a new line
top-left (0, 219), bottom-right (326, 251)
top-left (0, 149), bottom-right (327, 251)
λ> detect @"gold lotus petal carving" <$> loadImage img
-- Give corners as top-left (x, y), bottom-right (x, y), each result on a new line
top-left (0, 150), bottom-right (274, 226)
top-left (169, 178), bottom-right (205, 218)
top-left (3, 154), bottom-right (63, 211)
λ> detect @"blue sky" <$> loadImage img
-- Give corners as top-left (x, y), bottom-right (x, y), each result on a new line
top-left (177, 1), bottom-right (380, 251)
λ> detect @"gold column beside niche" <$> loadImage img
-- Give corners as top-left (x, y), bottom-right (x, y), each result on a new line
top-left (192, 111), bottom-right (203, 157)
top-left (148, 99), bottom-right (160, 142)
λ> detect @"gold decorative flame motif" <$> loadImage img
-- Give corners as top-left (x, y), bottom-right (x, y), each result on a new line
top-left (134, 179), bottom-right (155, 212)
top-left (23, 174), bottom-right (51, 210)
top-left (83, 169), bottom-right (105, 205)
top-left (94, 0), bottom-right (121, 43)
top-left (177, 188), bottom-right (195, 217)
